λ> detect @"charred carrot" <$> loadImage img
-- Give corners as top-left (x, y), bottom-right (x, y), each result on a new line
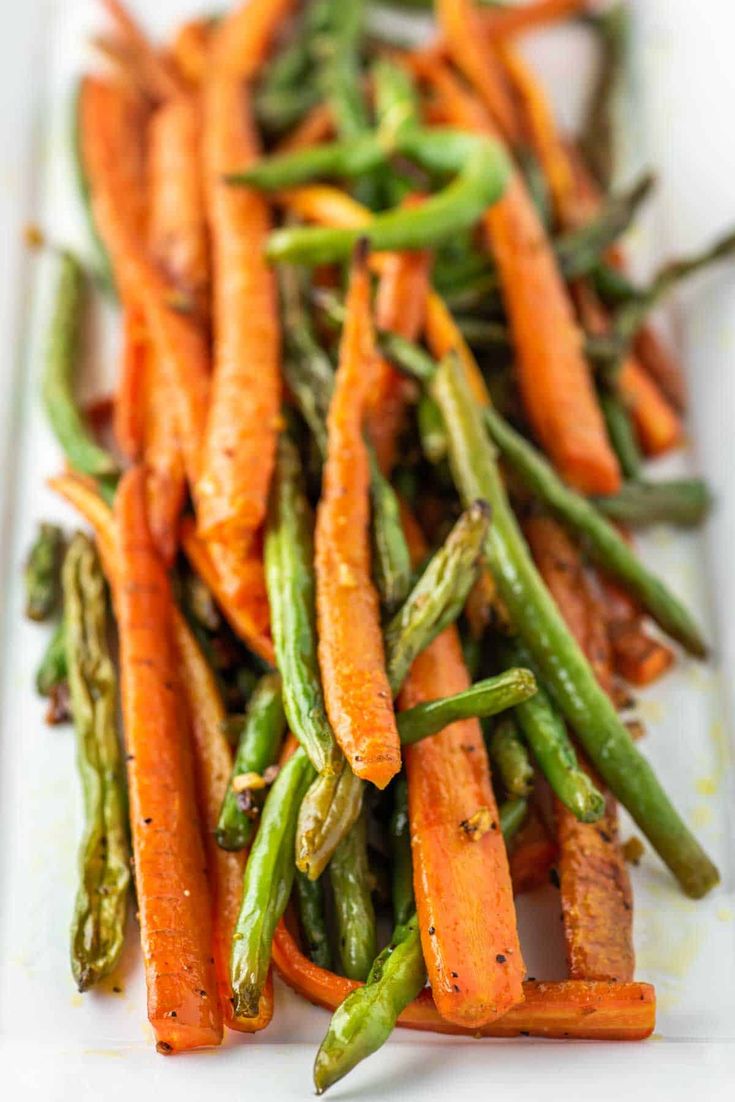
top-left (315, 244), bottom-right (401, 790)
top-left (115, 467), bottom-right (221, 1053)
top-left (273, 922), bottom-right (655, 1040)
top-left (195, 3), bottom-right (284, 547)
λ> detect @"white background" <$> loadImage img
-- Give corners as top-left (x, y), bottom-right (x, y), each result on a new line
top-left (1, 1), bottom-right (735, 1099)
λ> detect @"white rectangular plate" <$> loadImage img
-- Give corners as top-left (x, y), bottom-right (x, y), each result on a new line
top-left (1, 1), bottom-right (735, 1098)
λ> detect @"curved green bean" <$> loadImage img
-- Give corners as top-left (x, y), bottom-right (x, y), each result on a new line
top-left (433, 351), bottom-right (718, 896)
top-left (216, 673), bottom-right (286, 851)
top-left (64, 533), bottom-right (129, 991)
top-left (488, 714), bottom-right (534, 799)
top-left (398, 668), bottom-right (537, 746)
top-left (265, 434), bottom-right (343, 775)
top-left (43, 252), bottom-right (118, 478)
top-left (329, 810), bottom-right (376, 982)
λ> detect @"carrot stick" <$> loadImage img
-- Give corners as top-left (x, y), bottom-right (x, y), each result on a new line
top-left (479, 0), bottom-right (590, 40)
top-left (400, 508), bottom-right (524, 1027)
top-left (608, 622), bottom-right (674, 687)
top-left (142, 341), bottom-right (187, 566)
top-left (169, 19), bottom-right (214, 87)
top-left (526, 514), bottom-right (635, 983)
top-left (436, 0), bottom-right (522, 144)
top-left (180, 517), bottom-right (275, 666)
top-left (424, 58), bottom-right (621, 494)
top-left (99, 0), bottom-right (184, 102)
top-left (315, 245), bottom-right (401, 790)
top-left (508, 806), bottom-right (558, 895)
top-left (114, 305), bottom-right (147, 460)
top-left (171, 610), bottom-right (274, 1033)
top-left (273, 922), bottom-right (655, 1040)
top-left (115, 467), bottom-right (221, 1052)
top-left (148, 94), bottom-right (209, 323)
top-left (195, 5), bottom-right (284, 547)
top-left (618, 357), bottom-right (683, 456)
top-left (79, 76), bottom-right (210, 488)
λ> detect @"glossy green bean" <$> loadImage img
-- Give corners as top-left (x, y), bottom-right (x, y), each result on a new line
top-left (417, 392), bottom-right (448, 464)
top-left (483, 403), bottom-right (707, 655)
top-left (42, 252), bottom-right (118, 478)
top-left (216, 673), bottom-right (286, 851)
top-left (266, 434), bottom-right (343, 774)
top-left (488, 714), bottom-right (534, 799)
top-left (499, 797), bottom-right (529, 842)
top-left (295, 870), bottom-right (333, 970)
top-left (329, 810), bottom-right (377, 982)
top-left (433, 352), bottom-right (718, 896)
top-left (369, 451), bottom-right (412, 614)
top-left (593, 478), bottom-right (712, 528)
top-left (296, 765), bottom-right (365, 880)
top-left (64, 533), bottom-right (129, 991)
top-left (599, 389), bottom-right (643, 479)
top-left (389, 776), bottom-right (413, 930)
top-left (25, 523), bottom-right (65, 622)
top-left (398, 668), bottom-right (537, 746)
top-left (231, 746), bottom-right (316, 1017)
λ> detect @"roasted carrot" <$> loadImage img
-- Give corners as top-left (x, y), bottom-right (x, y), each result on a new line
top-left (114, 305), bottom-right (147, 461)
top-left (608, 621), bottom-right (675, 687)
top-left (181, 517), bottom-right (275, 666)
top-left (171, 611), bottom-right (274, 1033)
top-left (148, 94), bottom-right (209, 323)
top-left (79, 76), bottom-right (210, 488)
top-left (100, 0), bottom-right (183, 102)
top-left (508, 806), bottom-right (559, 895)
top-left (633, 325), bottom-right (687, 414)
top-left (526, 514), bottom-right (635, 982)
top-left (400, 507), bottom-right (524, 1028)
top-left (169, 18), bottom-right (213, 87)
top-left (142, 341), bottom-right (187, 566)
top-left (479, 0), bottom-right (590, 40)
top-left (115, 467), bottom-right (221, 1053)
top-left (315, 245), bottom-right (401, 790)
top-left (195, 4), bottom-right (284, 547)
top-left (273, 922), bottom-right (655, 1040)
top-left (424, 57), bottom-right (621, 494)
top-left (618, 357), bottom-right (683, 456)
top-left (436, 0), bottom-right (521, 144)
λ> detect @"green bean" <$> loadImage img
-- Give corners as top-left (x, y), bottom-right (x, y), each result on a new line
top-left (398, 669), bottom-right (537, 746)
top-left (593, 478), bottom-right (712, 528)
top-left (296, 764), bottom-right (365, 880)
top-left (216, 673), bottom-right (286, 851)
top-left (36, 618), bottom-right (68, 696)
top-left (592, 261), bottom-right (638, 306)
top-left (482, 403), bottom-right (707, 655)
top-left (25, 523), bottom-right (65, 622)
top-left (389, 776), bottom-right (413, 929)
top-left (555, 173), bottom-right (655, 280)
top-left (229, 127), bottom-right (510, 264)
top-left (498, 639), bottom-right (605, 822)
top-left (313, 914), bottom-right (426, 1095)
top-left (43, 252), bottom-right (118, 479)
top-left (266, 434), bottom-right (343, 774)
top-left (599, 389), bottom-right (643, 479)
top-left (369, 451), bottom-right (412, 614)
top-left (372, 56), bottom-right (420, 144)
top-left (72, 82), bottom-right (116, 295)
top-left (384, 500), bottom-right (491, 694)
top-left (295, 870), bottom-right (333, 970)
top-left (329, 810), bottom-right (376, 982)
top-left (580, 2), bottom-right (629, 190)
top-left (64, 533), bottom-right (129, 991)
top-left (255, 85), bottom-right (322, 134)
top-left (417, 392), bottom-right (448, 464)
top-left (231, 746), bottom-right (316, 1017)
top-left (433, 351), bottom-right (718, 895)
top-left (309, 0), bottom-right (370, 141)
top-left (499, 797), bottom-right (529, 843)
top-left (487, 714), bottom-right (534, 799)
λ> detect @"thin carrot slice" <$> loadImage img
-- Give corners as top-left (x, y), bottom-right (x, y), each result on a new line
top-left (148, 94), bottom-right (209, 323)
top-left (273, 922), bottom-right (655, 1040)
top-left (180, 517), bottom-right (275, 666)
top-left (171, 610), bottom-right (274, 1033)
top-left (195, 7), bottom-right (283, 546)
top-left (423, 58), bottom-right (621, 494)
top-left (436, 0), bottom-right (522, 144)
top-left (315, 246), bottom-right (401, 790)
top-left (114, 305), bottom-right (147, 460)
top-left (115, 467), bottom-right (221, 1052)
top-left (526, 514), bottom-right (635, 983)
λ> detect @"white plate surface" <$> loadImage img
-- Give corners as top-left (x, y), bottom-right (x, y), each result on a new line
top-left (1, 1), bottom-right (735, 1098)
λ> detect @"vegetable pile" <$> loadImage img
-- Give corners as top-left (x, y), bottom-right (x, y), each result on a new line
top-left (27, 0), bottom-right (732, 1090)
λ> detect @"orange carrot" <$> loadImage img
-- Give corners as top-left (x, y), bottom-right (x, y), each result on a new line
top-left (115, 467), bottom-right (221, 1052)
top-left (80, 76), bottom-right (210, 488)
top-left (169, 18), bottom-right (213, 87)
top-left (114, 305), bottom-right (147, 460)
top-left (508, 806), bottom-right (559, 895)
top-left (180, 517), bottom-right (275, 666)
top-left (148, 93), bottom-right (209, 322)
top-left (195, 5), bottom-right (284, 547)
top-left (273, 922), bottom-right (655, 1040)
top-left (608, 622), bottom-right (675, 687)
top-left (618, 357), bottom-right (683, 456)
top-left (479, 0), bottom-right (589, 40)
top-left (315, 246), bottom-right (401, 790)
top-left (142, 341), bottom-right (187, 566)
top-left (526, 515), bottom-right (635, 983)
top-left (400, 507), bottom-right (524, 1027)
top-left (436, 0), bottom-right (522, 144)
top-left (274, 103), bottom-right (334, 154)
top-left (424, 58), bottom-right (621, 494)
top-left (171, 611), bottom-right (274, 1033)
top-left (100, 0), bottom-right (183, 102)
top-left (633, 325), bottom-right (687, 414)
